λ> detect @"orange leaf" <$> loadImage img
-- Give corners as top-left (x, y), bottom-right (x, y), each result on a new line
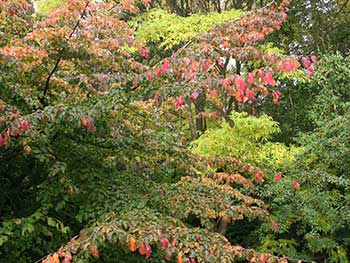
top-left (129, 237), bottom-right (137, 252)
top-left (52, 253), bottom-right (60, 263)
top-left (177, 252), bottom-right (183, 263)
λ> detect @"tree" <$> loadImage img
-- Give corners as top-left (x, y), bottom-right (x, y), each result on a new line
top-left (148, 0), bottom-right (309, 140)
top-left (0, 0), bottom-right (309, 262)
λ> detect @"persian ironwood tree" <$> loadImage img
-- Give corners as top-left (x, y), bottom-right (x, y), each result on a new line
top-left (1, 0), bottom-right (306, 262)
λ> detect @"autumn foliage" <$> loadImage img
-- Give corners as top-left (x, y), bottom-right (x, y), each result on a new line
top-left (0, 0), bottom-right (317, 262)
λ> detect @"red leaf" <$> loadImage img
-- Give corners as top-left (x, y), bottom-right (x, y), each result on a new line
top-left (234, 90), bottom-right (248, 104)
top-left (20, 118), bottom-right (31, 131)
top-left (302, 56), bottom-right (311, 69)
top-left (307, 64), bottom-right (314, 76)
top-left (255, 172), bottom-right (263, 183)
top-left (260, 254), bottom-right (266, 263)
top-left (293, 180), bottom-right (300, 189)
top-left (208, 89), bottom-right (217, 100)
top-left (146, 72), bottom-right (153, 80)
top-left (154, 68), bottom-right (162, 78)
top-left (202, 59), bottom-right (211, 72)
top-left (145, 243), bottom-right (152, 258)
top-left (265, 71), bottom-right (276, 86)
top-left (138, 47), bottom-right (150, 59)
top-left (160, 237), bottom-right (169, 249)
top-left (247, 73), bottom-right (254, 85)
top-left (161, 59), bottom-right (169, 73)
top-left (222, 78), bottom-right (231, 88)
top-left (81, 116), bottom-right (88, 127)
top-left (154, 91), bottom-right (160, 104)
top-left (246, 88), bottom-right (255, 101)
top-left (279, 61), bottom-right (293, 72)
top-left (272, 90), bottom-right (281, 104)
top-left (175, 96), bottom-right (185, 108)
top-left (234, 76), bottom-right (247, 91)
top-left (274, 173), bottom-right (282, 182)
top-left (139, 243), bottom-right (147, 255)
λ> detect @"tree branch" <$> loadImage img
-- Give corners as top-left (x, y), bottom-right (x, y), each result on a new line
top-left (41, 1), bottom-right (90, 104)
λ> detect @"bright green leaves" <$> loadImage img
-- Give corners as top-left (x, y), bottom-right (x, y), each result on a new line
top-left (130, 8), bottom-right (243, 50)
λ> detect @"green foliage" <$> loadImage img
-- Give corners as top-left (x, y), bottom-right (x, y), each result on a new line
top-left (258, 112), bottom-right (350, 262)
top-left (35, 0), bottom-right (65, 15)
top-left (307, 54), bottom-right (350, 125)
top-left (130, 8), bottom-right (243, 50)
top-left (261, 53), bottom-right (350, 144)
top-left (190, 112), bottom-right (299, 169)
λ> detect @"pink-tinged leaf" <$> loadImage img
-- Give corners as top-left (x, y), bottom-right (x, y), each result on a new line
top-left (208, 89), bottom-right (217, 100)
top-left (165, 249), bottom-right (172, 261)
top-left (174, 96), bottom-right (185, 108)
top-left (146, 72), bottom-right (153, 80)
top-left (139, 243), bottom-right (147, 256)
top-left (145, 243), bottom-right (152, 258)
top-left (0, 135), bottom-right (5, 147)
top-left (81, 116), bottom-right (88, 127)
top-left (222, 78), bottom-right (231, 88)
top-left (160, 236), bottom-right (169, 249)
top-left (154, 68), bottom-right (162, 78)
top-left (292, 57), bottom-right (301, 69)
top-left (0, 129), bottom-right (10, 147)
top-left (161, 59), bottom-right (169, 73)
top-left (274, 173), bottom-right (282, 182)
top-left (279, 60), bottom-right (294, 73)
top-left (154, 91), bottom-right (160, 104)
top-left (307, 64), bottom-right (314, 76)
top-left (255, 172), bottom-right (264, 183)
top-left (234, 76), bottom-right (247, 91)
top-left (272, 90), bottom-right (281, 104)
top-left (234, 90), bottom-right (247, 104)
top-left (258, 70), bottom-right (264, 82)
top-left (191, 91), bottom-right (199, 100)
top-left (302, 56), bottom-right (311, 69)
top-left (86, 118), bottom-right (95, 132)
top-left (90, 246), bottom-right (99, 258)
top-left (247, 73), bottom-right (254, 85)
top-left (202, 59), bottom-right (211, 72)
top-left (62, 253), bottom-right (72, 263)
top-left (245, 89), bottom-right (255, 103)
top-left (260, 254), bottom-right (266, 263)
top-left (265, 71), bottom-right (276, 86)
top-left (293, 180), bottom-right (300, 189)
top-left (311, 55), bottom-right (318, 64)
top-left (138, 47), bottom-right (150, 59)
top-left (253, 50), bottom-right (260, 59)
top-left (141, 0), bottom-right (151, 7)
